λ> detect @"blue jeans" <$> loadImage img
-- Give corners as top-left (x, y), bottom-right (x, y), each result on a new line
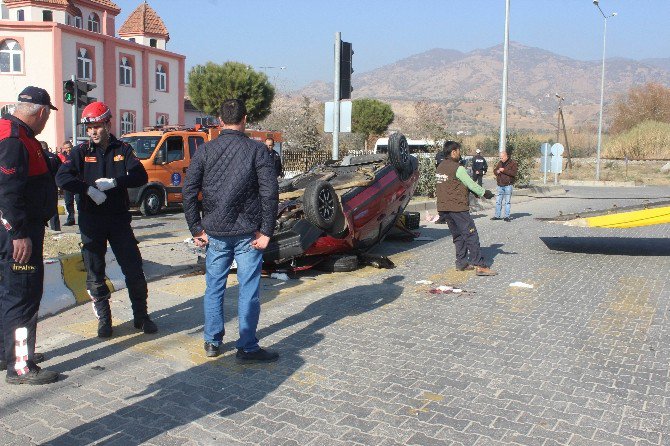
top-left (495, 185), bottom-right (513, 218)
top-left (204, 234), bottom-right (263, 352)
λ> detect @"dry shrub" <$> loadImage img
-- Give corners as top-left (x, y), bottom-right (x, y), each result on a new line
top-left (610, 83), bottom-right (670, 135)
top-left (604, 120), bottom-right (670, 160)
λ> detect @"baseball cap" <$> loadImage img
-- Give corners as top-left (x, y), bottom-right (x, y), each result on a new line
top-left (17, 86), bottom-right (58, 111)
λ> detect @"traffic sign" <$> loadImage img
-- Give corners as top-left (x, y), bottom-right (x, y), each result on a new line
top-left (540, 143), bottom-right (551, 156)
top-left (551, 143), bottom-right (564, 156)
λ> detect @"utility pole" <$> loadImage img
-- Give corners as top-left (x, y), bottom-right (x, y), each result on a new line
top-left (71, 74), bottom-right (78, 146)
top-left (498, 0), bottom-right (511, 154)
top-left (332, 32), bottom-right (341, 161)
top-left (555, 93), bottom-right (573, 169)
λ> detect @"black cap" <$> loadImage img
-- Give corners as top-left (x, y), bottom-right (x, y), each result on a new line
top-left (17, 86), bottom-right (58, 111)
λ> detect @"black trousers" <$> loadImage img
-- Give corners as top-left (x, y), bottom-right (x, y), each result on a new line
top-left (64, 190), bottom-right (79, 224)
top-left (0, 222), bottom-right (45, 373)
top-left (79, 212), bottom-right (148, 318)
top-left (472, 173), bottom-right (484, 186)
top-left (439, 211), bottom-right (485, 269)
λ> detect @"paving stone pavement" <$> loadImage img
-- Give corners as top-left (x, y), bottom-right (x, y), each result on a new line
top-left (2, 186), bottom-right (670, 446)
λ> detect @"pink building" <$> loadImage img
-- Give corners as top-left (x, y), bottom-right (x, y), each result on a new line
top-left (0, 0), bottom-right (185, 148)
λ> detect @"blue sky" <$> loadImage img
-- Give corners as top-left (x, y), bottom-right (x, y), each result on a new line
top-left (116, 0), bottom-right (670, 90)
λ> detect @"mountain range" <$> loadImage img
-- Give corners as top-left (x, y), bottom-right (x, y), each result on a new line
top-left (294, 42), bottom-right (670, 133)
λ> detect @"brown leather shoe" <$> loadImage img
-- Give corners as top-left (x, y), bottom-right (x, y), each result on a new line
top-left (476, 266), bottom-right (498, 276)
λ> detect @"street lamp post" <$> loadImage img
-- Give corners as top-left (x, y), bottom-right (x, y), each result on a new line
top-left (498, 0), bottom-right (511, 155)
top-left (593, 0), bottom-right (617, 181)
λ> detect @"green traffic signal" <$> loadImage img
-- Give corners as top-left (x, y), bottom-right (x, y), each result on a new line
top-left (63, 80), bottom-right (75, 105)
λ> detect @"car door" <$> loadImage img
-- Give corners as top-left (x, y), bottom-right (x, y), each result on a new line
top-left (156, 135), bottom-right (187, 204)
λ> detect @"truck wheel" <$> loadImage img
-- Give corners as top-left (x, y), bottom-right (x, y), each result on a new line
top-left (140, 188), bottom-right (163, 216)
top-left (315, 254), bottom-right (359, 272)
top-left (388, 132), bottom-right (412, 179)
top-left (303, 180), bottom-right (341, 231)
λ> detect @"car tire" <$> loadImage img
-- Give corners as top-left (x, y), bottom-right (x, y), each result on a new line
top-left (139, 188), bottom-right (163, 216)
top-left (303, 180), bottom-right (342, 231)
top-left (388, 132), bottom-right (412, 180)
top-left (315, 254), bottom-right (359, 272)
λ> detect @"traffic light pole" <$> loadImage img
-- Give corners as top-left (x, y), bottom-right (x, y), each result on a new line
top-left (71, 75), bottom-right (78, 146)
top-left (332, 32), bottom-right (341, 161)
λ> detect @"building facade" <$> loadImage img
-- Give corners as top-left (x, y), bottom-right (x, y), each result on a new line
top-left (0, 0), bottom-right (185, 148)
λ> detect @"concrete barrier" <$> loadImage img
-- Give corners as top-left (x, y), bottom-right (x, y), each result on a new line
top-left (39, 249), bottom-right (125, 318)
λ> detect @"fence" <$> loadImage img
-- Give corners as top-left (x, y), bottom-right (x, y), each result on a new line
top-left (281, 149), bottom-right (373, 173)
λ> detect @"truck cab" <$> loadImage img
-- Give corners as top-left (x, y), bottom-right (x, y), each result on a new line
top-left (121, 126), bottom-right (282, 216)
top-left (121, 127), bottom-right (207, 215)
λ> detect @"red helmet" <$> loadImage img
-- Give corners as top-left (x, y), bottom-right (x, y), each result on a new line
top-left (81, 101), bottom-right (111, 124)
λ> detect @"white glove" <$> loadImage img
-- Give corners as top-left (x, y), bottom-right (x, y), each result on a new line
top-left (95, 177), bottom-right (117, 191)
top-left (87, 186), bottom-right (107, 205)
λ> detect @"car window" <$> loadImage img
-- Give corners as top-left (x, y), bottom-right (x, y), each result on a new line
top-left (188, 136), bottom-right (204, 158)
top-left (162, 136), bottom-right (184, 163)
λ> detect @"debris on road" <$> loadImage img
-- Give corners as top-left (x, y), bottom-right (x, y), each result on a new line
top-left (428, 285), bottom-right (471, 295)
top-left (415, 280), bottom-right (433, 285)
top-left (509, 281), bottom-right (534, 289)
top-left (270, 272), bottom-right (290, 281)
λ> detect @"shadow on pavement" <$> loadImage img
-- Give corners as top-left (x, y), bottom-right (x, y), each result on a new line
top-left (43, 276), bottom-right (405, 445)
top-left (541, 236), bottom-right (670, 256)
top-left (481, 243), bottom-right (517, 263)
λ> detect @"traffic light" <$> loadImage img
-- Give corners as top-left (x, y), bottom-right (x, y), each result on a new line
top-left (63, 80), bottom-right (75, 105)
top-left (339, 41), bottom-right (353, 100)
top-left (76, 80), bottom-right (96, 108)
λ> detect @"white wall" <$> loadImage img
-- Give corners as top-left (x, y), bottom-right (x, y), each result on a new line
top-left (0, 30), bottom-right (58, 147)
top-left (147, 53), bottom-right (179, 125)
top-left (61, 33), bottom-right (105, 142)
top-left (115, 45), bottom-right (143, 134)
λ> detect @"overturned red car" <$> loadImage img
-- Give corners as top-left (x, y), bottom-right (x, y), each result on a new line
top-left (263, 133), bottom-right (420, 271)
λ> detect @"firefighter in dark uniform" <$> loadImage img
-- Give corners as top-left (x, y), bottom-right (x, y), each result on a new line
top-left (56, 102), bottom-right (157, 338)
top-left (0, 86), bottom-right (59, 385)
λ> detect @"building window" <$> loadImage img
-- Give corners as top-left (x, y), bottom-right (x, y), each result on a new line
top-left (74, 15), bottom-right (82, 28)
top-left (77, 48), bottom-right (92, 80)
top-left (156, 114), bottom-right (168, 126)
top-left (17, 9), bottom-right (24, 21)
top-left (128, 38), bottom-right (135, 43)
top-left (87, 13), bottom-right (100, 33)
top-left (121, 111), bottom-right (136, 135)
top-left (0, 40), bottom-right (22, 73)
top-left (155, 64), bottom-right (166, 91)
top-left (1, 4), bottom-right (8, 20)
top-left (149, 38), bottom-right (157, 48)
top-left (42, 10), bottom-right (53, 21)
top-left (119, 57), bottom-right (132, 86)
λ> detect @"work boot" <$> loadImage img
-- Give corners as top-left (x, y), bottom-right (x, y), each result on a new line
top-left (475, 266), bottom-right (498, 276)
top-left (0, 360), bottom-right (5, 371)
top-left (93, 299), bottom-right (113, 338)
top-left (235, 348), bottom-right (279, 364)
top-left (6, 366), bottom-right (59, 385)
top-left (204, 342), bottom-right (220, 358)
top-left (133, 316), bottom-right (158, 334)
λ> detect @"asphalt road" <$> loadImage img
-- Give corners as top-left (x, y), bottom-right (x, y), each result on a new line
top-left (3, 185), bottom-right (670, 445)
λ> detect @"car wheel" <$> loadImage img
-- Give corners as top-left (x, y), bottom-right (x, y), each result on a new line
top-left (315, 254), bottom-right (359, 272)
top-left (303, 180), bottom-right (342, 231)
top-left (139, 188), bottom-right (163, 216)
top-left (388, 132), bottom-right (412, 179)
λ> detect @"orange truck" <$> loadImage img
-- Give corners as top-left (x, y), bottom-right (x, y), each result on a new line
top-left (120, 126), bottom-right (282, 215)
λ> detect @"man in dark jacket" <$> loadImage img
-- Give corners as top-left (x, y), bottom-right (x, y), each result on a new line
top-left (0, 86), bottom-right (59, 384)
top-left (58, 141), bottom-right (79, 226)
top-left (492, 148), bottom-right (518, 222)
top-left (265, 137), bottom-right (283, 179)
top-left (436, 141), bottom-right (497, 276)
top-left (471, 149), bottom-right (488, 186)
top-left (183, 99), bottom-right (279, 363)
top-left (56, 101), bottom-right (157, 339)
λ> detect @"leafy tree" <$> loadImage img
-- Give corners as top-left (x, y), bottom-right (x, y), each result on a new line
top-left (352, 99), bottom-right (394, 147)
top-left (610, 82), bottom-right (670, 134)
top-left (260, 96), bottom-right (324, 151)
top-left (187, 61), bottom-right (274, 123)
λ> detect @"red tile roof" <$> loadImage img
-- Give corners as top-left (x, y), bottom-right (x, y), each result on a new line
top-left (4, 0), bottom-right (120, 14)
top-left (118, 2), bottom-right (169, 39)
